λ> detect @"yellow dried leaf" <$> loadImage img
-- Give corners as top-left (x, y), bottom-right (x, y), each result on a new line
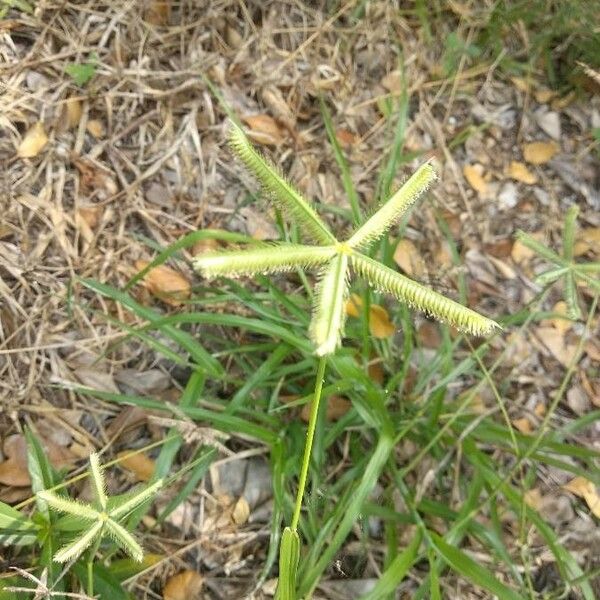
top-left (232, 496), bottom-right (250, 525)
top-left (463, 164), bottom-right (488, 196)
top-left (551, 91), bottom-right (576, 110)
top-left (510, 76), bottom-right (530, 93)
top-left (78, 206), bottom-right (103, 229)
top-left (544, 301), bottom-right (572, 335)
top-left (524, 488), bottom-right (543, 510)
top-left (508, 161), bottom-right (538, 185)
top-left (66, 98), bottom-right (82, 128)
top-left (117, 450), bottom-right (155, 482)
top-left (563, 476), bottom-right (600, 518)
top-left (345, 293), bottom-right (362, 317)
top-left (86, 119), bottom-right (105, 139)
top-left (163, 570), bottom-right (204, 600)
top-left (369, 304), bottom-right (395, 338)
top-left (241, 114), bottom-right (283, 146)
top-left (346, 295), bottom-right (395, 338)
top-left (17, 122), bottom-right (48, 158)
top-left (522, 141), bottom-right (559, 165)
top-left (512, 417), bottom-right (533, 434)
top-left (574, 227), bottom-right (600, 257)
top-left (534, 88), bottom-right (557, 104)
top-left (393, 239), bottom-right (425, 278)
top-left (135, 260), bottom-right (191, 307)
top-left (511, 239), bottom-right (536, 264)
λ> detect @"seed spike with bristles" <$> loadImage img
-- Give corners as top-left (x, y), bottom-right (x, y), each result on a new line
top-left (309, 254), bottom-right (350, 356)
top-left (194, 244), bottom-right (336, 279)
top-left (228, 121), bottom-right (336, 245)
top-left (347, 163), bottom-right (437, 250)
top-left (351, 253), bottom-right (499, 336)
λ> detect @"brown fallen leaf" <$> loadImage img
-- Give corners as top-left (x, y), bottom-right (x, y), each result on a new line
top-left (512, 417), bottom-right (533, 434)
top-left (144, 0), bottom-right (170, 25)
top-left (463, 164), bottom-right (488, 196)
top-left (86, 119), bottom-right (105, 139)
top-left (66, 98), bottom-right (82, 129)
top-left (17, 122), bottom-right (48, 158)
top-left (522, 141), bottom-right (559, 165)
top-left (393, 239), bottom-right (426, 278)
top-left (117, 450), bottom-right (155, 482)
top-left (574, 228), bottom-right (600, 258)
top-left (135, 260), bottom-right (191, 307)
top-left (301, 395), bottom-right (351, 422)
top-left (0, 434), bottom-right (74, 487)
top-left (346, 294), bottom-right (395, 338)
top-left (534, 326), bottom-right (579, 368)
top-left (242, 114), bottom-right (284, 146)
top-left (524, 488), bottom-right (543, 510)
top-left (541, 301), bottom-right (572, 335)
top-left (78, 206), bottom-right (103, 229)
top-left (345, 293), bottom-right (362, 317)
top-left (335, 128), bottom-right (358, 148)
top-left (563, 476), bottom-right (600, 518)
top-left (163, 570), bottom-right (204, 600)
top-left (508, 161), bottom-right (538, 185)
top-left (369, 305), bottom-right (395, 338)
top-left (511, 239), bottom-right (537, 265)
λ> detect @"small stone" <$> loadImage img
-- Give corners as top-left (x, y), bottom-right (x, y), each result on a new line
top-left (498, 182), bottom-right (518, 210)
top-left (534, 108), bottom-right (561, 141)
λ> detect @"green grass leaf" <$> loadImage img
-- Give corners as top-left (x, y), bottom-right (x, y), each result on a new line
top-left (429, 532), bottom-right (524, 600)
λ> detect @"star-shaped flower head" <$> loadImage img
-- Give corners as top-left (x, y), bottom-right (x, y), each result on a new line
top-left (37, 453), bottom-right (162, 563)
top-left (195, 122), bottom-right (499, 355)
top-left (516, 205), bottom-right (600, 320)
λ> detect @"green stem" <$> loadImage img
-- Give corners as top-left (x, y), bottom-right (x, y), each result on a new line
top-left (87, 536), bottom-right (102, 597)
top-left (290, 357), bottom-right (327, 532)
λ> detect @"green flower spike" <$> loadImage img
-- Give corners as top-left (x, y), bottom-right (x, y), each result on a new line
top-left (195, 122), bottom-right (499, 355)
top-left (37, 452), bottom-right (162, 563)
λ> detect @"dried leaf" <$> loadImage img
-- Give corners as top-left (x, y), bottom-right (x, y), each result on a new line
top-left (346, 295), bottom-right (395, 338)
top-left (524, 488), bottom-right (543, 510)
top-left (534, 326), bottom-right (579, 368)
top-left (300, 395), bottom-right (351, 422)
top-left (232, 496), bottom-right (250, 525)
top-left (17, 122), bottom-right (48, 158)
top-left (78, 206), bottom-right (103, 229)
top-left (522, 141), bottom-right (559, 165)
top-left (574, 228), bottom-right (600, 257)
top-left (463, 164), bottom-right (488, 196)
top-left (345, 293), bottom-right (362, 317)
top-left (135, 260), bottom-right (191, 307)
top-left (0, 434), bottom-right (73, 487)
top-left (381, 70), bottom-right (403, 93)
top-left (511, 239), bottom-right (536, 265)
top-left (66, 98), bottom-right (82, 128)
top-left (508, 161), bottom-right (538, 185)
top-left (117, 450), bottom-right (155, 482)
top-left (241, 114), bottom-right (284, 146)
top-left (163, 570), bottom-right (204, 600)
top-left (144, 0), bottom-right (170, 25)
top-left (563, 476), bottom-right (600, 518)
top-left (393, 239), bottom-right (426, 278)
top-left (542, 300), bottom-right (572, 335)
top-left (335, 128), bottom-right (358, 148)
top-left (369, 305), bottom-right (395, 338)
top-left (512, 417), bottom-right (533, 434)
top-left (534, 88), bottom-right (558, 104)
top-left (367, 359), bottom-right (384, 385)
top-left (86, 119), bottom-right (105, 139)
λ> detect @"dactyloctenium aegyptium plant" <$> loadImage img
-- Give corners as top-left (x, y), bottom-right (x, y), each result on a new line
top-left (37, 453), bottom-right (162, 597)
top-left (194, 121), bottom-right (499, 597)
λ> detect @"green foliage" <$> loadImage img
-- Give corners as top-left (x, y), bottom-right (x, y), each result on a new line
top-left (516, 205), bottom-right (600, 319)
top-left (442, 32), bottom-right (481, 77)
top-left (65, 53), bottom-right (98, 87)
